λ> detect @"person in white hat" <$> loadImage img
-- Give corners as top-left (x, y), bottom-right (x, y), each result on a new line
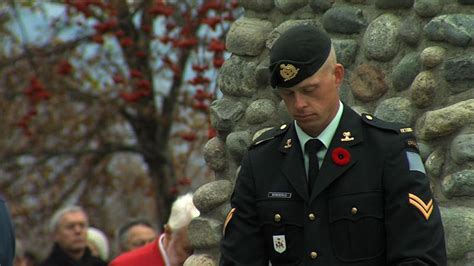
top-left (87, 227), bottom-right (110, 262)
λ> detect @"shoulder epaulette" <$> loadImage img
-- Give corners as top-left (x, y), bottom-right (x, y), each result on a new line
top-left (362, 113), bottom-right (420, 152)
top-left (252, 124), bottom-right (289, 146)
top-left (361, 113), bottom-right (404, 134)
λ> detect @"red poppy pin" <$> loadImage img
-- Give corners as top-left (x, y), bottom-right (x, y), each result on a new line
top-left (332, 147), bottom-right (351, 166)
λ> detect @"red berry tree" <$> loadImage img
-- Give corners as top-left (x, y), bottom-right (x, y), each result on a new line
top-left (0, 0), bottom-right (240, 243)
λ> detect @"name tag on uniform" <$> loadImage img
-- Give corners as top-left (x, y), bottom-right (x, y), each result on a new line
top-left (268, 192), bottom-right (292, 199)
top-left (273, 235), bottom-right (287, 253)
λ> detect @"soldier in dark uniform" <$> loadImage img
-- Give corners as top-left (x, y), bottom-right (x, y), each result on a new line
top-left (0, 196), bottom-right (15, 266)
top-left (219, 25), bottom-right (447, 265)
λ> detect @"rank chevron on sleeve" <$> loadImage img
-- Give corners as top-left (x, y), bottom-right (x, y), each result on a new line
top-left (408, 193), bottom-right (433, 221)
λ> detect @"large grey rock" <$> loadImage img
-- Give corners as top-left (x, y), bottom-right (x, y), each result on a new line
top-left (277, 101), bottom-right (292, 124)
top-left (374, 97), bottom-right (414, 126)
top-left (210, 98), bottom-right (245, 132)
top-left (309, 0), bottom-right (335, 12)
top-left (425, 148), bottom-right (446, 179)
top-left (363, 14), bottom-right (401, 61)
top-left (448, 89), bottom-right (474, 105)
top-left (391, 52), bottom-right (422, 91)
top-left (266, 20), bottom-right (321, 50)
top-left (417, 141), bottom-right (433, 162)
top-left (226, 131), bottom-right (252, 162)
top-left (410, 71), bottom-right (436, 108)
top-left (399, 16), bottom-right (422, 46)
top-left (275, 0), bottom-right (308, 13)
top-left (255, 58), bottom-right (271, 86)
top-left (350, 64), bottom-right (388, 102)
top-left (217, 55), bottom-right (258, 97)
top-left (194, 180), bottom-right (233, 214)
top-left (226, 17), bottom-right (273, 56)
top-left (444, 56), bottom-right (474, 81)
top-left (451, 134), bottom-right (474, 164)
top-left (420, 46), bottom-right (446, 68)
top-left (442, 170), bottom-right (474, 198)
top-left (416, 99), bottom-right (474, 140)
top-left (245, 99), bottom-right (277, 125)
top-left (188, 217), bottom-right (222, 249)
top-left (424, 14), bottom-right (474, 47)
top-left (333, 39), bottom-right (359, 67)
top-left (322, 6), bottom-right (367, 34)
top-left (239, 0), bottom-right (274, 11)
top-left (414, 0), bottom-right (443, 17)
top-left (375, 0), bottom-right (414, 9)
top-left (440, 206), bottom-right (474, 259)
top-left (203, 137), bottom-right (227, 172)
top-left (344, 0), bottom-right (369, 3)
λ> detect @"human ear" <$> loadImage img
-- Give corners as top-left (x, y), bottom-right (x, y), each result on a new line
top-left (334, 64), bottom-right (344, 87)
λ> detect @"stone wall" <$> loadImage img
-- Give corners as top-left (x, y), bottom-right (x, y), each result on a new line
top-left (186, 0), bottom-right (474, 265)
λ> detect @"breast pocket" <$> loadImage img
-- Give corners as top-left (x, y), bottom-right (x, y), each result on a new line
top-left (257, 199), bottom-right (304, 265)
top-left (329, 192), bottom-right (385, 262)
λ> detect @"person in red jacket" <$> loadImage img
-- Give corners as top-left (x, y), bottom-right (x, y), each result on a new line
top-left (109, 193), bottom-right (199, 266)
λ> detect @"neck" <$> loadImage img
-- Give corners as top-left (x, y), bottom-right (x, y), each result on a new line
top-left (65, 248), bottom-right (85, 261)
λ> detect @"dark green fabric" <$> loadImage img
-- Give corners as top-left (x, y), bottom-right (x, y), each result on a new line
top-left (0, 197), bottom-right (15, 266)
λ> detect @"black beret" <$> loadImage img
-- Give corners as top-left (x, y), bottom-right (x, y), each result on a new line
top-left (269, 25), bottom-right (332, 88)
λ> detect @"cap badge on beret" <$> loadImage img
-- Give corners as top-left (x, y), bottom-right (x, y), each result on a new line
top-left (279, 64), bottom-right (299, 82)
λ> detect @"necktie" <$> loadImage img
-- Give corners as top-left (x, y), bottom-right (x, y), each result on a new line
top-left (305, 139), bottom-right (323, 194)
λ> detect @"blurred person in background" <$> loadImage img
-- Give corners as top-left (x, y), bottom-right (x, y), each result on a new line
top-left (14, 239), bottom-right (26, 266)
top-left (0, 196), bottom-right (15, 266)
top-left (40, 205), bottom-right (107, 266)
top-left (116, 218), bottom-right (158, 254)
top-left (87, 227), bottom-right (110, 262)
top-left (109, 193), bottom-right (199, 266)
top-left (23, 251), bottom-right (40, 266)
top-left (14, 239), bottom-right (39, 266)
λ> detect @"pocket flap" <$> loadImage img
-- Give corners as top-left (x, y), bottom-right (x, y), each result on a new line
top-left (329, 192), bottom-right (383, 223)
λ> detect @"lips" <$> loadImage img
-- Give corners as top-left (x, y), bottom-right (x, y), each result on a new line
top-left (295, 114), bottom-right (316, 122)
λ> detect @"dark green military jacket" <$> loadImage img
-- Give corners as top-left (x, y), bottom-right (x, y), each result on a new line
top-left (0, 197), bottom-right (15, 266)
top-left (220, 105), bottom-right (446, 265)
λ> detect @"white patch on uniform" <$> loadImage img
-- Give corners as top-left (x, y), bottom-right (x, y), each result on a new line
top-left (406, 151), bottom-right (426, 174)
top-left (273, 235), bottom-right (286, 254)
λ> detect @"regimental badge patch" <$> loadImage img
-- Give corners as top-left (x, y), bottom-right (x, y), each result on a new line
top-left (408, 193), bottom-right (433, 221)
top-left (279, 64), bottom-right (299, 81)
top-left (223, 208), bottom-right (236, 235)
top-left (273, 235), bottom-right (287, 254)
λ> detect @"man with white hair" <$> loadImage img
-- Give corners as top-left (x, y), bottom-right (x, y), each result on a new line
top-left (40, 206), bottom-right (107, 266)
top-left (110, 193), bottom-right (200, 266)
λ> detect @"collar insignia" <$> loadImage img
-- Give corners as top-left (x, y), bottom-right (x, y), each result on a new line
top-left (408, 193), bottom-right (433, 220)
top-left (341, 131), bottom-right (354, 142)
top-left (280, 64), bottom-right (299, 81)
top-left (284, 139), bottom-right (292, 148)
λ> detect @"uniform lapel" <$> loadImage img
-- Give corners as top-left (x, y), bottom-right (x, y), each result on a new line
top-left (309, 106), bottom-right (363, 203)
top-left (279, 123), bottom-right (309, 202)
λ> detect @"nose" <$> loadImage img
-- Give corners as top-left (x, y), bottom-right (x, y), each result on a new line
top-left (293, 91), bottom-right (307, 110)
top-left (73, 224), bottom-right (85, 234)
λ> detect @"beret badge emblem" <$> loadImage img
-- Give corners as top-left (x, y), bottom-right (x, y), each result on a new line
top-left (279, 64), bottom-right (299, 81)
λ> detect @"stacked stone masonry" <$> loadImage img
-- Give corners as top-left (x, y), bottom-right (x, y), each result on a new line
top-left (185, 0), bottom-right (474, 265)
